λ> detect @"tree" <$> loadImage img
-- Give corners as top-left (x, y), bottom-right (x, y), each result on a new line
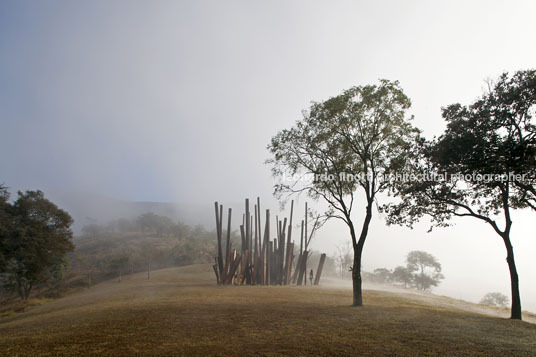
top-left (391, 265), bottom-right (413, 288)
top-left (136, 212), bottom-right (159, 233)
top-left (384, 70), bottom-right (536, 319)
top-left (81, 223), bottom-right (104, 238)
top-left (2, 190), bottom-right (74, 299)
top-left (335, 241), bottom-right (353, 278)
top-left (155, 215), bottom-right (174, 237)
top-left (135, 212), bottom-right (174, 236)
top-left (109, 254), bottom-right (129, 282)
top-left (406, 251), bottom-right (444, 291)
top-left (372, 268), bottom-right (392, 284)
top-left (107, 217), bottom-right (135, 233)
top-left (172, 221), bottom-right (191, 239)
top-left (268, 80), bottom-right (419, 306)
top-left (480, 292), bottom-right (509, 307)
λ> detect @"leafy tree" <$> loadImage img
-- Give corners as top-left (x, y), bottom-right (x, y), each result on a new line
top-left (384, 70), bottom-right (536, 319)
top-left (391, 265), bottom-right (413, 288)
top-left (268, 80), bottom-right (418, 306)
top-left (480, 292), bottom-right (509, 307)
top-left (372, 268), bottom-right (392, 284)
top-left (2, 190), bottom-right (74, 299)
top-left (406, 251), bottom-right (444, 291)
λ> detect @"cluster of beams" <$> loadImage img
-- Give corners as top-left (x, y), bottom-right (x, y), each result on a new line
top-left (213, 198), bottom-right (326, 286)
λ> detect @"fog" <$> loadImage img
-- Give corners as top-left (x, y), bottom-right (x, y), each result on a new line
top-left (1, 1), bottom-right (535, 311)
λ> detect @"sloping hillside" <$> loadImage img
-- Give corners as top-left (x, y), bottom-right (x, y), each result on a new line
top-left (1, 265), bottom-right (535, 356)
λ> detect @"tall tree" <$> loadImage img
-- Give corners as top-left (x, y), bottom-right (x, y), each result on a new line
top-left (384, 70), bottom-right (536, 319)
top-left (3, 190), bottom-right (74, 299)
top-left (268, 80), bottom-right (418, 306)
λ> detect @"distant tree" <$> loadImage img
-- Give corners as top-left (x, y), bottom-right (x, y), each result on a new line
top-left (74, 252), bottom-right (95, 288)
top-left (155, 216), bottom-right (174, 237)
top-left (139, 243), bottom-right (161, 279)
top-left (171, 241), bottom-right (197, 266)
top-left (117, 218), bottom-right (135, 233)
top-left (104, 217), bottom-right (135, 233)
top-left (406, 251), bottom-right (444, 291)
top-left (384, 70), bottom-right (536, 319)
top-left (268, 80), bottom-right (419, 306)
top-left (109, 254), bottom-right (129, 282)
top-left (372, 268), bottom-right (392, 284)
top-left (391, 265), bottom-right (413, 288)
top-left (81, 223), bottom-right (104, 238)
top-left (480, 292), bottom-right (509, 307)
top-left (172, 221), bottom-right (191, 239)
top-left (136, 212), bottom-right (159, 233)
top-left (2, 190), bottom-right (74, 299)
top-left (135, 212), bottom-right (174, 236)
top-left (335, 241), bottom-right (353, 278)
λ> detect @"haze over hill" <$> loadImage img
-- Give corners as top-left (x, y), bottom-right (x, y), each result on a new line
top-left (46, 191), bottom-right (215, 233)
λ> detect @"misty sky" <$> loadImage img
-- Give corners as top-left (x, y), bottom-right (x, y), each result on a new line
top-left (1, 1), bottom-right (536, 310)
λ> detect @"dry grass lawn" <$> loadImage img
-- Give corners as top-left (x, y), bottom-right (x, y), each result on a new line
top-left (0, 264), bottom-right (535, 356)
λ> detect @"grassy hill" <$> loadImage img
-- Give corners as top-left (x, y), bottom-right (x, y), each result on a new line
top-left (0, 265), bottom-right (535, 356)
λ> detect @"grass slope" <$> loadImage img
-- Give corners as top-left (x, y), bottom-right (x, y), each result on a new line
top-left (0, 265), bottom-right (535, 356)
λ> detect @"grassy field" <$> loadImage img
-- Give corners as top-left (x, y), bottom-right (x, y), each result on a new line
top-left (1, 265), bottom-right (535, 356)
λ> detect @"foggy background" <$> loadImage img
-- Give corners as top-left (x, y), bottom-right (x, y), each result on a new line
top-left (1, 1), bottom-right (535, 311)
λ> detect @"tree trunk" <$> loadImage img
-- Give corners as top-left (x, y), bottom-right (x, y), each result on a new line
top-left (351, 202), bottom-right (373, 307)
top-left (352, 244), bottom-right (363, 306)
top-left (503, 235), bottom-right (522, 320)
top-left (24, 284), bottom-right (32, 300)
top-left (17, 280), bottom-right (24, 300)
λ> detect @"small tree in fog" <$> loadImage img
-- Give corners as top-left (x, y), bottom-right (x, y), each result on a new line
top-left (109, 254), bottom-right (129, 282)
top-left (336, 241), bottom-right (353, 278)
top-left (172, 221), bottom-right (191, 239)
top-left (480, 292), bottom-right (509, 307)
top-left (136, 212), bottom-right (159, 233)
top-left (391, 266), bottom-right (413, 288)
top-left (107, 218), bottom-right (135, 233)
top-left (406, 251), bottom-right (444, 291)
top-left (81, 223), bottom-right (104, 238)
top-left (372, 268), bottom-right (392, 284)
